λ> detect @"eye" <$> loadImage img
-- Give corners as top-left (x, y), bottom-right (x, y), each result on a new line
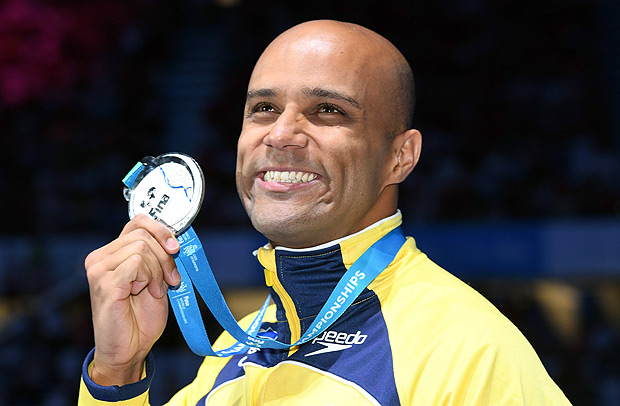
top-left (246, 102), bottom-right (279, 121)
top-left (317, 103), bottom-right (346, 116)
top-left (254, 102), bottom-right (277, 113)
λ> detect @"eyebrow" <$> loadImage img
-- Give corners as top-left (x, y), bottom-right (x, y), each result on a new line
top-left (303, 87), bottom-right (363, 110)
top-left (245, 87), bottom-right (363, 110)
top-left (246, 88), bottom-right (279, 100)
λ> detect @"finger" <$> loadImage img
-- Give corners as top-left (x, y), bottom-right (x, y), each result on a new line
top-left (85, 217), bottom-right (171, 269)
top-left (104, 253), bottom-right (164, 299)
top-left (87, 223), bottom-right (180, 286)
top-left (126, 255), bottom-right (166, 299)
top-left (121, 214), bottom-right (180, 255)
top-left (89, 254), bottom-right (152, 305)
top-left (120, 215), bottom-right (181, 286)
top-left (124, 254), bottom-right (156, 297)
top-left (95, 240), bottom-right (168, 298)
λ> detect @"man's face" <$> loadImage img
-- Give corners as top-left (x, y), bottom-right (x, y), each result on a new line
top-left (236, 28), bottom-right (398, 248)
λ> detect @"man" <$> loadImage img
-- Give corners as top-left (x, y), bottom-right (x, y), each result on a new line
top-left (79, 20), bottom-right (571, 405)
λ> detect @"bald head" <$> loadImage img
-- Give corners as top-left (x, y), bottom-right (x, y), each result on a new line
top-left (253, 20), bottom-right (416, 136)
top-left (237, 20), bottom-right (422, 247)
top-left (237, 20), bottom-right (421, 248)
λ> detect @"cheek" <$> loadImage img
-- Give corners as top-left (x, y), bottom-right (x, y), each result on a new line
top-left (235, 142), bottom-right (253, 196)
top-left (236, 132), bottom-right (249, 157)
top-left (234, 151), bottom-right (245, 185)
top-left (238, 124), bottom-right (261, 151)
top-left (236, 134), bottom-right (255, 174)
top-left (339, 144), bottom-right (390, 189)
top-left (338, 140), bottom-right (378, 171)
top-left (331, 148), bottom-right (375, 195)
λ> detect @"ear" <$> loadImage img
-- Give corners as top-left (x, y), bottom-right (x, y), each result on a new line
top-left (387, 129), bottom-right (421, 185)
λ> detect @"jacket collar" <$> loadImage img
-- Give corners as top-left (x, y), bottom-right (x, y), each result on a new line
top-left (256, 211), bottom-right (403, 345)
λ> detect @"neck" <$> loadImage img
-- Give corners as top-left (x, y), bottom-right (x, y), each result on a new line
top-left (275, 210), bottom-right (401, 252)
top-left (268, 187), bottom-right (400, 249)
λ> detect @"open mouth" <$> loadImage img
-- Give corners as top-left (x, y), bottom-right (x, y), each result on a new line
top-left (263, 170), bottom-right (318, 184)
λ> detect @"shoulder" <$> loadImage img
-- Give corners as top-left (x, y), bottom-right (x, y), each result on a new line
top-left (372, 238), bottom-right (543, 373)
top-left (371, 240), bottom-right (571, 404)
top-left (375, 241), bottom-right (528, 348)
top-left (373, 238), bottom-right (507, 328)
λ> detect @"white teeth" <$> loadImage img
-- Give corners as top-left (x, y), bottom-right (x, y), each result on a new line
top-left (264, 170), bottom-right (317, 183)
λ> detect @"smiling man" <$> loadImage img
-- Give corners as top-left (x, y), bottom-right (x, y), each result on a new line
top-left (79, 20), bottom-right (571, 405)
top-left (236, 21), bottom-right (418, 250)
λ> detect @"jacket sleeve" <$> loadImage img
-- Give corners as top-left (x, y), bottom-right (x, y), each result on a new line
top-left (443, 323), bottom-right (573, 405)
top-left (78, 348), bottom-right (154, 406)
top-left (78, 319), bottom-right (254, 405)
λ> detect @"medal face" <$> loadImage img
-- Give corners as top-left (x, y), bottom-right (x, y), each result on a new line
top-left (124, 153), bottom-right (204, 235)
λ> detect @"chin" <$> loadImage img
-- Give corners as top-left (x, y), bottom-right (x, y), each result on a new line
top-left (251, 214), bottom-right (322, 247)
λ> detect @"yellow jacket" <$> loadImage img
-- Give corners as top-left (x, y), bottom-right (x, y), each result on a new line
top-left (79, 212), bottom-right (571, 405)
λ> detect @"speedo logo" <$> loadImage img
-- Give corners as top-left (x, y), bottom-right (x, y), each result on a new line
top-left (304, 330), bottom-right (367, 357)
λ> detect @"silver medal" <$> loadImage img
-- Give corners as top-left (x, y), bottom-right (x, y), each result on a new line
top-left (123, 153), bottom-right (204, 235)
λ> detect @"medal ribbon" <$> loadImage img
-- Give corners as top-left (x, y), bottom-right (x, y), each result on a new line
top-left (169, 226), bottom-right (406, 357)
top-left (122, 159), bottom-right (406, 357)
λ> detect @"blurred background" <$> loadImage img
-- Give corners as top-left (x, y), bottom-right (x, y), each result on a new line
top-left (1, 0), bottom-right (620, 404)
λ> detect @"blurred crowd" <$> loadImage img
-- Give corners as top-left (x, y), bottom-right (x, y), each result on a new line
top-left (1, 0), bottom-right (619, 404)
top-left (2, 0), bottom-right (619, 235)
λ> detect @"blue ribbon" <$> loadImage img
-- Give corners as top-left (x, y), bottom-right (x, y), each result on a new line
top-left (123, 159), bottom-right (407, 357)
top-left (169, 226), bottom-right (406, 357)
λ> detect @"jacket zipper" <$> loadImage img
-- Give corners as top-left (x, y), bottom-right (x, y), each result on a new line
top-left (265, 268), bottom-right (301, 355)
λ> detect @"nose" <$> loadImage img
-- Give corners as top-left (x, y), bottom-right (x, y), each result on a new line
top-left (263, 109), bottom-right (308, 150)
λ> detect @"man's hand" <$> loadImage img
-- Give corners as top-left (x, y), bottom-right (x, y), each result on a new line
top-left (84, 214), bottom-right (181, 386)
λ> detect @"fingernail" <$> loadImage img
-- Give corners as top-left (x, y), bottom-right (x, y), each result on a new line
top-left (160, 281), bottom-right (167, 297)
top-left (166, 237), bottom-right (179, 251)
top-left (171, 268), bottom-right (181, 285)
